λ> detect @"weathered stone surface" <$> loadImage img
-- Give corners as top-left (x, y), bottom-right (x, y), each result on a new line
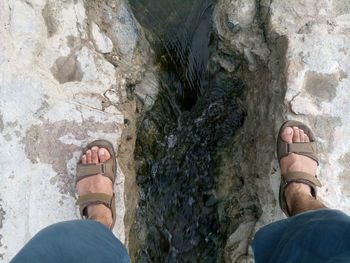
top-left (91, 22), bottom-right (114, 54)
top-left (214, 0), bottom-right (270, 72)
top-left (86, 1), bottom-right (139, 62)
top-left (214, 0), bottom-right (350, 261)
top-left (0, 0), bottom-right (155, 261)
top-left (134, 70), bottom-right (159, 110)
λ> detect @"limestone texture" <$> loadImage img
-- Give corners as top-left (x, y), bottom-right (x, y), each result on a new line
top-left (214, 0), bottom-right (350, 261)
top-left (0, 0), bottom-right (155, 261)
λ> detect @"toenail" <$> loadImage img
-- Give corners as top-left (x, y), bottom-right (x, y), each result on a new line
top-left (99, 149), bottom-right (105, 156)
top-left (284, 128), bottom-right (293, 135)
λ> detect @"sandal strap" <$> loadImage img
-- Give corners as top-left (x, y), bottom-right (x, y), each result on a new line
top-left (76, 193), bottom-right (116, 230)
top-left (76, 159), bottom-right (115, 183)
top-left (288, 142), bottom-right (316, 154)
top-left (279, 171), bottom-right (322, 217)
top-left (76, 193), bottom-right (114, 208)
top-left (278, 141), bottom-right (319, 164)
top-left (277, 120), bottom-right (319, 165)
top-left (282, 171), bottom-right (322, 187)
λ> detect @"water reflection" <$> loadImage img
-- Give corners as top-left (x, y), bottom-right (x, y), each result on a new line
top-left (129, 0), bottom-right (245, 261)
top-left (129, 0), bottom-right (214, 109)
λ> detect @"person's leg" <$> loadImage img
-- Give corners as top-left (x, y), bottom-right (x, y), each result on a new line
top-left (253, 209), bottom-right (350, 263)
top-left (11, 144), bottom-right (130, 263)
top-left (11, 220), bottom-right (130, 263)
top-left (284, 182), bottom-right (327, 216)
top-left (253, 125), bottom-right (350, 262)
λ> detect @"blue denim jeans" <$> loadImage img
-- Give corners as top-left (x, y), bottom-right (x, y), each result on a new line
top-left (12, 210), bottom-right (350, 262)
top-left (253, 209), bottom-right (350, 263)
top-left (11, 220), bottom-right (130, 263)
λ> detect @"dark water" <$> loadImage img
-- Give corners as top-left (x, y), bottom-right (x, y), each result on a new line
top-left (130, 0), bottom-right (214, 110)
top-left (129, 0), bottom-right (245, 262)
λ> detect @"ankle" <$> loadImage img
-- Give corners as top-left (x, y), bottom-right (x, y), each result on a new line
top-left (87, 204), bottom-right (113, 228)
top-left (285, 182), bottom-right (312, 211)
top-left (285, 182), bottom-right (312, 196)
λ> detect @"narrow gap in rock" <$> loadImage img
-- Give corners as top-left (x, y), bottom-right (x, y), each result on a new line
top-left (128, 0), bottom-right (255, 261)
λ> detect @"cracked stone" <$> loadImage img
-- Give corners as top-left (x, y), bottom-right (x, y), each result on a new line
top-left (91, 22), bottom-right (114, 54)
top-left (105, 90), bottom-right (120, 105)
top-left (105, 105), bottom-right (122, 115)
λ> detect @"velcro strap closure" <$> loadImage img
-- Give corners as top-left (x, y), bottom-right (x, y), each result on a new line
top-left (76, 163), bottom-right (106, 181)
top-left (76, 193), bottom-right (114, 212)
top-left (282, 171), bottom-right (322, 187)
top-left (287, 142), bottom-right (316, 154)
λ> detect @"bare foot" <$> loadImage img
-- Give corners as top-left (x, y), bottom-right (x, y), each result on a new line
top-left (279, 126), bottom-right (318, 212)
top-left (76, 146), bottom-right (114, 228)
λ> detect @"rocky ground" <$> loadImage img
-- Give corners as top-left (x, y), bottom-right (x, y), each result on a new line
top-left (0, 0), bottom-right (350, 262)
top-left (214, 0), bottom-right (350, 261)
top-left (0, 0), bottom-right (156, 260)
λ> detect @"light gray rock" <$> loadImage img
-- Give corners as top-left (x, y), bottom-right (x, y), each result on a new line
top-left (134, 70), bottom-right (159, 110)
top-left (91, 22), bottom-right (114, 54)
top-left (225, 0), bottom-right (256, 29)
top-left (105, 90), bottom-right (121, 105)
top-left (225, 221), bottom-right (256, 262)
top-left (102, 1), bottom-right (139, 61)
top-left (0, 0), bottom-right (155, 261)
top-left (105, 105), bottom-right (123, 115)
top-left (214, 0), bottom-right (270, 72)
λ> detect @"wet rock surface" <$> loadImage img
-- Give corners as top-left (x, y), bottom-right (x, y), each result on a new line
top-left (135, 88), bottom-right (245, 262)
top-left (128, 0), bottom-right (260, 262)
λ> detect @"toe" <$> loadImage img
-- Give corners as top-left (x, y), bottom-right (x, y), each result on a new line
top-left (82, 154), bottom-right (87, 164)
top-left (299, 130), bottom-right (305, 142)
top-left (281, 127), bottom-right (294, 143)
top-left (292, 127), bottom-right (300, 142)
top-left (304, 134), bottom-right (310, 142)
top-left (91, 146), bottom-right (99, 164)
top-left (98, 148), bottom-right (111, 163)
top-left (86, 150), bottom-right (92, 163)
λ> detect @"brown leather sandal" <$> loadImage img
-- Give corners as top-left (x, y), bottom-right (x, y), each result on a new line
top-left (277, 120), bottom-right (322, 217)
top-left (75, 140), bottom-right (116, 229)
